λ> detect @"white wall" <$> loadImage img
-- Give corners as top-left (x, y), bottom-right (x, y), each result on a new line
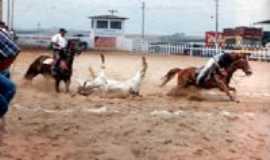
top-left (116, 36), bottom-right (133, 51)
top-left (90, 18), bottom-right (128, 49)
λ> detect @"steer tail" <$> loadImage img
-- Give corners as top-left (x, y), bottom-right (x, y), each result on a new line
top-left (160, 68), bottom-right (182, 87)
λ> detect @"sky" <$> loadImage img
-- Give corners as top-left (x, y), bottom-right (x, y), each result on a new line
top-left (4, 0), bottom-right (270, 35)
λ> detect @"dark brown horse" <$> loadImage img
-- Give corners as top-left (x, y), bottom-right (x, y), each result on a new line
top-left (160, 53), bottom-right (252, 102)
top-left (24, 40), bottom-right (81, 92)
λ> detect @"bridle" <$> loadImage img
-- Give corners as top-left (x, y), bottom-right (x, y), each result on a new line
top-left (227, 57), bottom-right (252, 85)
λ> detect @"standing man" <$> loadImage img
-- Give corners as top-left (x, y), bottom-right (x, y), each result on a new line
top-left (51, 28), bottom-right (68, 75)
top-left (0, 22), bottom-right (20, 130)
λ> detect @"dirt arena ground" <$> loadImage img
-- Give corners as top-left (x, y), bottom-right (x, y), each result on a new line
top-left (1, 49), bottom-right (270, 160)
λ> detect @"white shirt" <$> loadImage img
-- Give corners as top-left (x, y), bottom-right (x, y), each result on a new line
top-left (51, 33), bottom-right (67, 49)
top-left (266, 43), bottom-right (270, 49)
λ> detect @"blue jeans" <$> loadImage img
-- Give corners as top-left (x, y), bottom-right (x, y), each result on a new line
top-left (0, 71), bottom-right (16, 118)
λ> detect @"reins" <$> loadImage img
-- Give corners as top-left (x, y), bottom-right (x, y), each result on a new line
top-left (227, 58), bottom-right (249, 85)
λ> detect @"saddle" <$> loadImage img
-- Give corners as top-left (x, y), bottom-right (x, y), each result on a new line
top-left (43, 58), bottom-right (54, 65)
top-left (196, 65), bottom-right (217, 85)
top-left (43, 58), bottom-right (69, 70)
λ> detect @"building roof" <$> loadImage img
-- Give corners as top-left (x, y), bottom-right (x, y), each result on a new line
top-left (255, 19), bottom-right (270, 25)
top-left (88, 15), bottom-right (128, 20)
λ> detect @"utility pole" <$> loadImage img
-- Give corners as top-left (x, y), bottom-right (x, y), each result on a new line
top-left (11, 0), bottom-right (14, 29)
top-left (37, 22), bottom-right (41, 48)
top-left (0, 0), bottom-right (3, 21)
top-left (108, 9), bottom-right (118, 15)
top-left (7, 0), bottom-right (10, 27)
top-left (215, 0), bottom-right (219, 52)
top-left (141, 1), bottom-right (145, 39)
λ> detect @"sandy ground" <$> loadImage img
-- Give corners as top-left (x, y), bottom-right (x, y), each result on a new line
top-left (1, 50), bottom-right (270, 160)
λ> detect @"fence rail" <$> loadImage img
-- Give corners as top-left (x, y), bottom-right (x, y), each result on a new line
top-left (148, 43), bottom-right (270, 62)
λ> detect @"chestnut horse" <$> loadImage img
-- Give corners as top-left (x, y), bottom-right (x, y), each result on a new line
top-left (160, 53), bottom-right (252, 102)
top-left (24, 40), bottom-right (81, 92)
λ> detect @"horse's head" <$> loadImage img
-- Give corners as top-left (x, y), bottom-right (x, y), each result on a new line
top-left (55, 40), bottom-right (82, 72)
top-left (66, 39), bottom-right (82, 56)
top-left (231, 54), bottom-right (252, 76)
top-left (230, 51), bottom-right (250, 61)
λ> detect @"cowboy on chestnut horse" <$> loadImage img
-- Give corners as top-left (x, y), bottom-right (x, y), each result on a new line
top-left (196, 51), bottom-right (234, 86)
top-left (161, 51), bottom-right (252, 102)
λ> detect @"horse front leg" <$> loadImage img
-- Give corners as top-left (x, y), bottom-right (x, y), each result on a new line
top-left (55, 79), bottom-right (61, 93)
top-left (65, 79), bottom-right (71, 93)
top-left (0, 117), bottom-right (7, 133)
top-left (228, 86), bottom-right (237, 93)
top-left (214, 75), bottom-right (239, 103)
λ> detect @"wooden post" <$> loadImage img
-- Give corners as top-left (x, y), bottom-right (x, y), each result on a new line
top-left (0, 0), bottom-right (3, 21)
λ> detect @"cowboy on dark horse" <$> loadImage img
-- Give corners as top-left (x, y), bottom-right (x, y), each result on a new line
top-left (25, 28), bottom-right (81, 93)
top-left (196, 51), bottom-right (236, 87)
top-left (50, 28), bottom-right (68, 75)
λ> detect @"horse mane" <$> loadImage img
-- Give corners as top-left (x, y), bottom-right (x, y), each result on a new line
top-left (225, 58), bottom-right (246, 84)
top-left (66, 39), bottom-right (81, 54)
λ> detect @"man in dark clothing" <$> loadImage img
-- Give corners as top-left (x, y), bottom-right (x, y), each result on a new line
top-left (196, 52), bottom-right (233, 86)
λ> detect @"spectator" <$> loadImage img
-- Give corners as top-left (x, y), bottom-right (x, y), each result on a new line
top-left (0, 23), bottom-right (20, 131)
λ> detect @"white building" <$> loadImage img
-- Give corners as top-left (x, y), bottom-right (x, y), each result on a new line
top-left (89, 15), bottom-right (132, 50)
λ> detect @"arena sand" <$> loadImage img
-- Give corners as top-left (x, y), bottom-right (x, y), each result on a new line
top-left (0, 50), bottom-right (270, 160)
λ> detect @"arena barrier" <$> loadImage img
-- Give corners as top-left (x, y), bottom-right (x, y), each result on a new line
top-left (147, 43), bottom-right (270, 62)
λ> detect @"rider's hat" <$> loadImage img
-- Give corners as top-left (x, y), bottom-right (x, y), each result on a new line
top-left (59, 28), bottom-right (67, 33)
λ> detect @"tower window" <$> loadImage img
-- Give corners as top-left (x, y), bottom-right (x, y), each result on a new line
top-left (111, 21), bottom-right (122, 29)
top-left (97, 20), bottom-right (108, 29)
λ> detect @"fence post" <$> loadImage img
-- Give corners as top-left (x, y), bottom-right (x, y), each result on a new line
top-left (190, 45), bottom-right (193, 57)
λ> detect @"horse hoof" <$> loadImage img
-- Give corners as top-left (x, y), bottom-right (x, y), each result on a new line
top-left (235, 100), bottom-right (240, 103)
top-left (0, 120), bottom-right (7, 134)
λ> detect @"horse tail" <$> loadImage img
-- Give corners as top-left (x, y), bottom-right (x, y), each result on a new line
top-left (24, 56), bottom-right (50, 80)
top-left (160, 68), bottom-right (182, 87)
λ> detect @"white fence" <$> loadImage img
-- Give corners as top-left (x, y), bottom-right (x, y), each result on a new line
top-left (147, 43), bottom-right (270, 62)
top-left (132, 38), bottom-right (149, 52)
top-left (116, 37), bottom-right (133, 51)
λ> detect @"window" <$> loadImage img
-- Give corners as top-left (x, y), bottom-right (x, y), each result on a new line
top-left (97, 20), bottom-right (108, 29)
top-left (110, 21), bottom-right (122, 29)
